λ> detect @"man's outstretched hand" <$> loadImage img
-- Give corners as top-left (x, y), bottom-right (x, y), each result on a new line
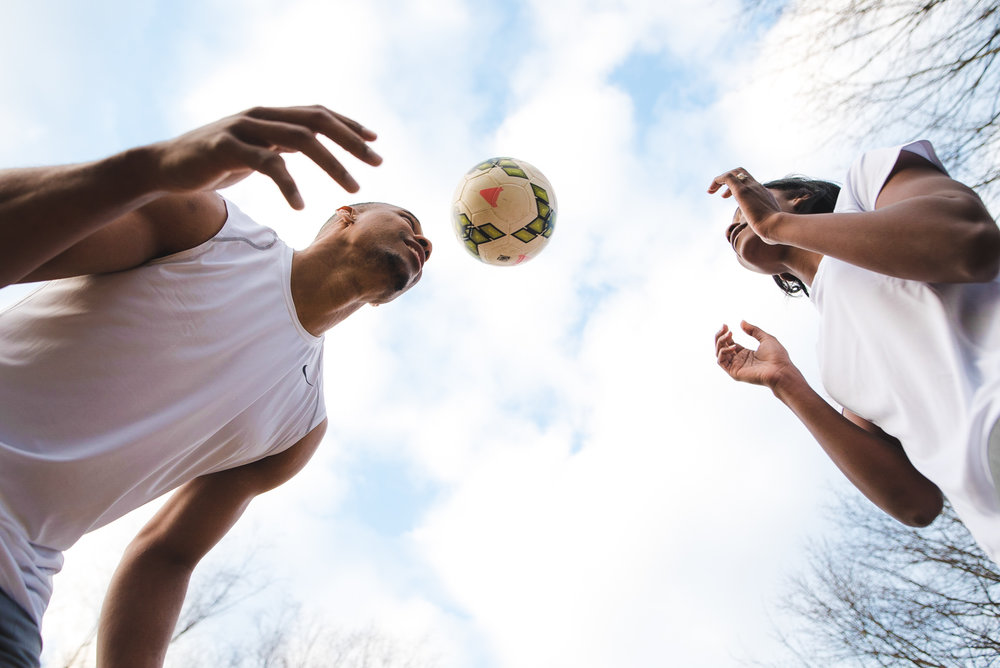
top-left (150, 105), bottom-right (383, 208)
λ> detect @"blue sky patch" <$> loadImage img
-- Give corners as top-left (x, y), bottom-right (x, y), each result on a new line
top-left (341, 452), bottom-right (438, 536)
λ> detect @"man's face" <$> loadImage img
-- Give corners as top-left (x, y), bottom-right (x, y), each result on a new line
top-left (343, 204), bottom-right (433, 304)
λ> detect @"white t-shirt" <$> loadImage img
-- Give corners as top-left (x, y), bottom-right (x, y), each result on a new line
top-left (812, 140), bottom-right (1000, 561)
top-left (0, 201), bottom-right (327, 623)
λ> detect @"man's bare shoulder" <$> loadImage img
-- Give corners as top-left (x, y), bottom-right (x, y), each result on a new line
top-left (142, 192), bottom-right (228, 258)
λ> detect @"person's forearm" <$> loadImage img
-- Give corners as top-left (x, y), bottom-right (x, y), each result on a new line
top-left (770, 368), bottom-right (943, 527)
top-left (768, 195), bottom-right (999, 283)
top-left (0, 146), bottom-right (164, 287)
top-left (97, 543), bottom-right (192, 668)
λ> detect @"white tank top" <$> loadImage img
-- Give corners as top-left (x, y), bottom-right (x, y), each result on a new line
top-left (813, 141), bottom-right (1000, 562)
top-left (0, 201), bottom-right (326, 623)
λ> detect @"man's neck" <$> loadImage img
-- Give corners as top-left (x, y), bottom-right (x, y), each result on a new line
top-left (290, 249), bottom-right (367, 336)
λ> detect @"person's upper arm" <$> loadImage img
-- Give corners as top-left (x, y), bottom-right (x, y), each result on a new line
top-left (129, 419), bottom-right (327, 567)
top-left (842, 408), bottom-right (896, 441)
top-left (876, 150), bottom-right (987, 212)
top-left (841, 408), bottom-right (943, 527)
top-left (18, 192), bottom-right (228, 283)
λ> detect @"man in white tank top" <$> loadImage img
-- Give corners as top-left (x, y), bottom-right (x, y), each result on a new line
top-left (0, 105), bottom-right (433, 668)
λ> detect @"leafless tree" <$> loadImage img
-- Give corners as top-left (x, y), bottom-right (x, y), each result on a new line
top-left (54, 552), bottom-right (436, 668)
top-left (205, 610), bottom-right (437, 668)
top-left (753, 0), bottom-right (1000, 203)
top-left (56, 551), bottom-right (272, 668)
top-left (764, 495), bottom-right (1000, 667)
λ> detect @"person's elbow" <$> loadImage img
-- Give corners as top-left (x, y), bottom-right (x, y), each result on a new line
top-left (951, 196), bottom-right (1000, 282)
top-left (895, 485), bottom-right (944, 528)
top-left (960, 222), bottom-right (1000, 282)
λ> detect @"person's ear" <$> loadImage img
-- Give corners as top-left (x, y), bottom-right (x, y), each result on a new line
top-left (790, 194), bottom-right (812, 212)
top-left (337, 205), bottom-right (358, 224)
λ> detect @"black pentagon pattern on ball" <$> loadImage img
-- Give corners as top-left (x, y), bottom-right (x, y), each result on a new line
top-left (453, 211), bottom-right (506, 258)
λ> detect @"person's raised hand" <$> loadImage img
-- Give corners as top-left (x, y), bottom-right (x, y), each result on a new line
top-left (714, 321), bottom-right (800, 390)
top-left (708, 168), bottom-right (783, 243)
top-left (149, 105), bottom-right (383, 209)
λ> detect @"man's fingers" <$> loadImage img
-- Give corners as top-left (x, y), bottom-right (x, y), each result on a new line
top-left (247, 148), bottom-right (305, 209)
top-left (244, 106), bottom-right (382, 166)
top-left (331, 109), bottom-right (378, 141)
top-left (213, 137), bottom-right (305, 209)
top-left (228, 117), bottom-right (364, 194)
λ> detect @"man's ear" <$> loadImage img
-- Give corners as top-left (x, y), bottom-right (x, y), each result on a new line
top-left (337, 205), bottom-right (358, 224)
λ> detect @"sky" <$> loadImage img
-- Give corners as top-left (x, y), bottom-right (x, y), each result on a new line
top-left (0, 0), bottom-right (945, 666)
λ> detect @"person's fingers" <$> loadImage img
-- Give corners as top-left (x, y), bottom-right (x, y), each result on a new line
top-left (229, 117), bottom-right (364, 193)
top-left (707, 168), bottom-right (754, 196)
top-left (715, 325), bottom-right (736, 354)
top-left (715, 323), bottom-right (730, 347)
top-left (331, 109), bottom-right (378, 141)
top-left (205, 134), bottom-right (304, 208)
top-left (740, 320), bottom-right (772, 343)
top-left (245, 106), bottom-right (382, 166)
top-left (248, 149), bottom-right (305, 209)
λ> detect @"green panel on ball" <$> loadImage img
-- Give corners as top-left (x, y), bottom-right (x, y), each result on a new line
top-left (479, 222), bottom-right (505, 240)
top-left (526, 217), bottom-right (546, 235)
top-left (497, 159), bottom-right (527, 179)
top-left (531, 184), bottom-right (549, 202)
top-left (454, 212), bottom-right (473, 237)
top-left (512, 228), bottom-right (537, 243)
top-left (536, 201), bottom-right (551, 219)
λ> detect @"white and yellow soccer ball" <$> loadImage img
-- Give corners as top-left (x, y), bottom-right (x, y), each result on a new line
top-left (452, 157), bottom-right (557, 266)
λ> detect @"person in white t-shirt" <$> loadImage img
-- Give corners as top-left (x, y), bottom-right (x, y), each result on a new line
top-left (0, 105), bottom-right (432, 668)
top-left (710, 141), bottom-right (1000, 562)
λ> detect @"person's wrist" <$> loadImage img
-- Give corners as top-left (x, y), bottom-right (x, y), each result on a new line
top-left (108, 144), bottom-right (166, 199)
top-left (769, 364), bottom-right (806, 399)
top-left (759, 211), bottom-right (790, 244)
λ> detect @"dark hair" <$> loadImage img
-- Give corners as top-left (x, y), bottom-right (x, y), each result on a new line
top-left (761, 176), bottom-right (841, 297)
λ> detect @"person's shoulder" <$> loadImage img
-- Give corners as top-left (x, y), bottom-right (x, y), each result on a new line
top-left (851, 140), bottom-right (946, 177)
top-left (838, 141), bottom-right (943, 213)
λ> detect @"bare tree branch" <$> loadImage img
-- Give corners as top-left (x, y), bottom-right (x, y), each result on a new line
top-left (764, 495), bottom-right (1000, 667)
top-left (750, 0), bottom-right (1000, 203)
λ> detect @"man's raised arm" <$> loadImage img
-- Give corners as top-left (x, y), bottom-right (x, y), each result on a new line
top-left (0, 105), bottom-right (382, 288)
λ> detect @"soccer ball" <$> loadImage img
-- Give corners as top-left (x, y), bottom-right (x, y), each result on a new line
top-left (452, 157), bottom-right (557, 266)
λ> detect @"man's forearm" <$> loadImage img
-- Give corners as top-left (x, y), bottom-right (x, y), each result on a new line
top-left (0, 147), bottom-right (164, 287)
top-left (97, 544), bottom-right (193, 668)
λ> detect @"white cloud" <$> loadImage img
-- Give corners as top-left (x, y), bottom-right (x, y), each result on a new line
top-left (0, 1), bottom-right (888, 667)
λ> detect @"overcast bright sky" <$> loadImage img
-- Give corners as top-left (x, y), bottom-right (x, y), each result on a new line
top-left (0, 1), bottom-right (939, 666)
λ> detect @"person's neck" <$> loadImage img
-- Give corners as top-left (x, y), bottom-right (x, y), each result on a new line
top-left (290, 248), bottom-right (369, 336)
